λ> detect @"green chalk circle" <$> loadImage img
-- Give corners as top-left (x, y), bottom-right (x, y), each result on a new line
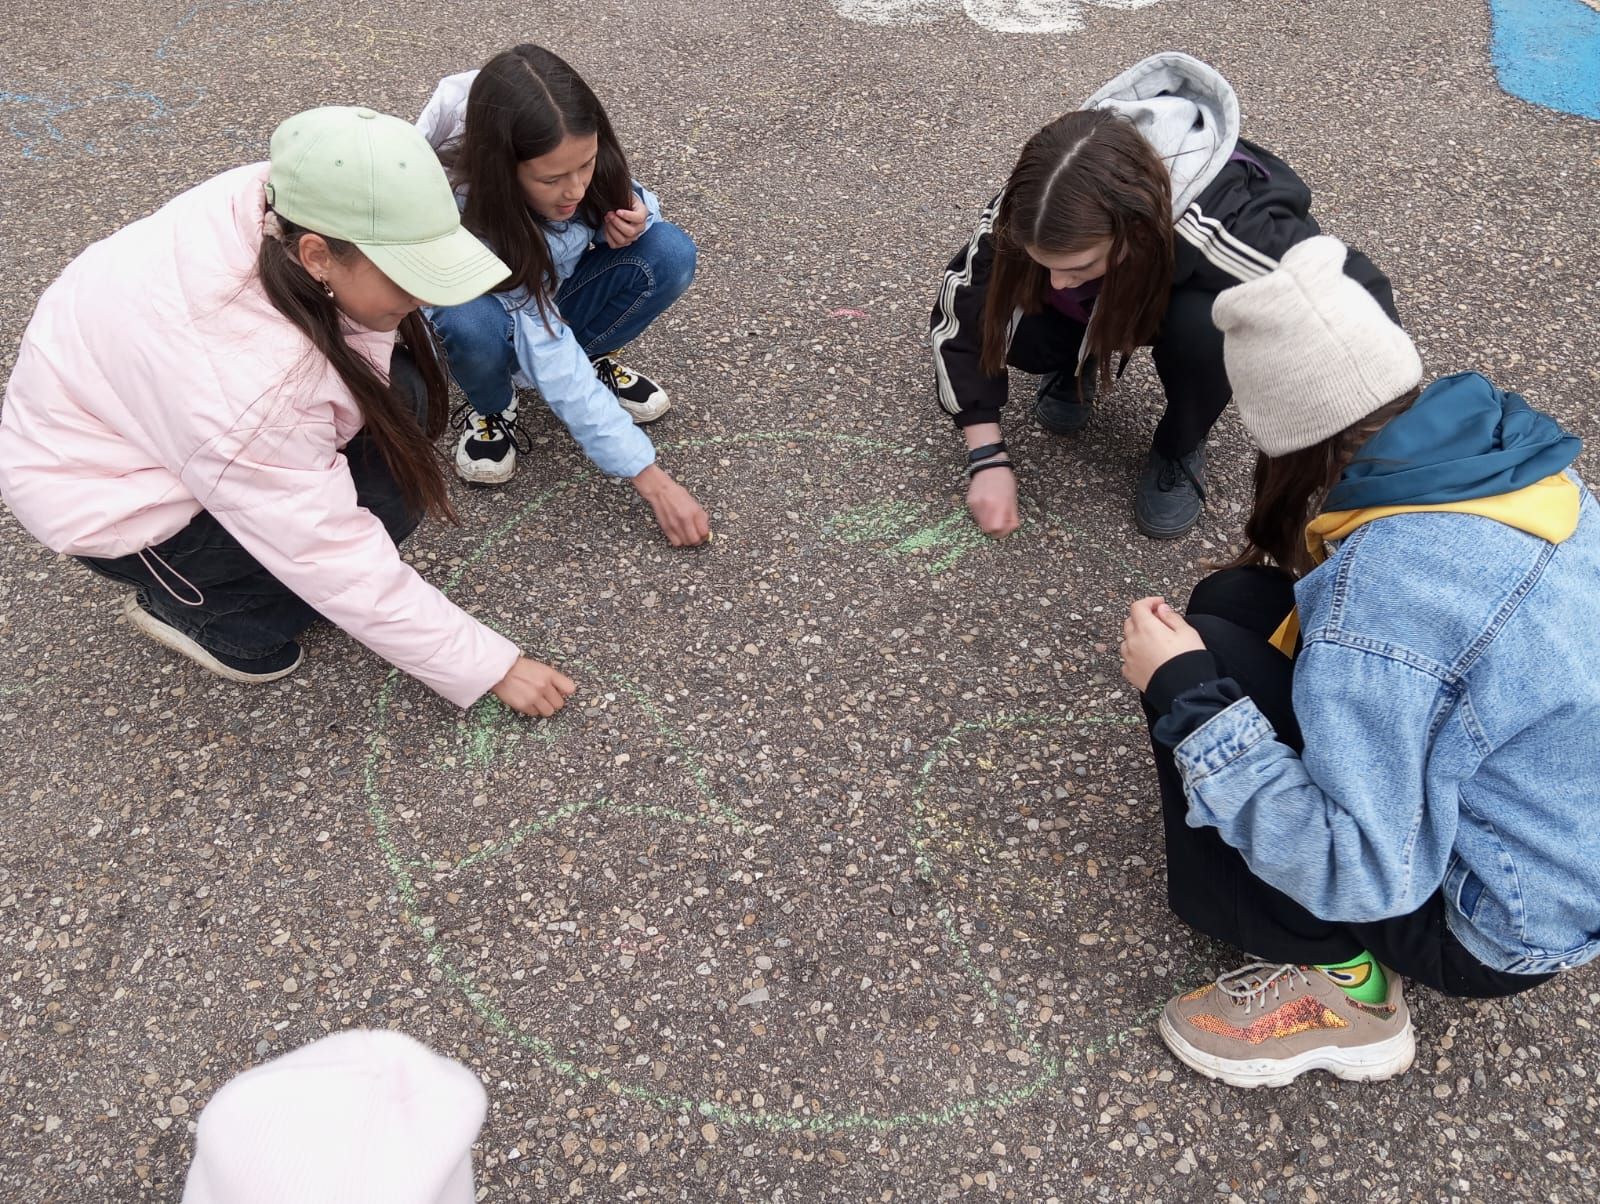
top-left (362, 429), bottom-right (1177, 1132)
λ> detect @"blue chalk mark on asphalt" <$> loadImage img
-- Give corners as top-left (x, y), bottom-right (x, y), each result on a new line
top-left (1, 84), bottom-right (207, 157)
top-left (0, 90), bottom-right (75, 158)
top-left (156, 0), bottom-right (296, 59)
top-left (1488, 0), bottom-right (1600, 120)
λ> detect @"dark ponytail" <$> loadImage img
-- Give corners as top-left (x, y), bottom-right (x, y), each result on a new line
top-left (256, 220), bottom-right (456, 521)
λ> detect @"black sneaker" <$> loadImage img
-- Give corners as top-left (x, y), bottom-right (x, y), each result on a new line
top-left (1032, 362), bottom-right (1098, 435)
top-left (453, 401), bottom-right (529, 486)
top-left (122, 596), bottom-right (301, 683)
top-left (592, 354), bottom-right (671, 424)
top-left (1135, 445), bottom-right (1207, 539)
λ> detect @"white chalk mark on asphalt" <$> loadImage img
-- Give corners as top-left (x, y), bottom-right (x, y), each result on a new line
top-left (831, 0), bottom-right (1163, 34)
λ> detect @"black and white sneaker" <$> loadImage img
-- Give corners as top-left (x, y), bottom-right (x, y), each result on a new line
top-left (122, 596), bottom-right (301, 683)
top-left (592, 354), bottom-right (671, 424)
top-left (454, 401), bottom-right (529, 486)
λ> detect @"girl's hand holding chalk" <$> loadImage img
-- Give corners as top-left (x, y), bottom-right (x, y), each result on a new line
top-left (632, 463), bottom-right (711, 547)
top-left (492, 656), bottom-right (577, 717)
top-left (603, 193), bottom-right (650, 249)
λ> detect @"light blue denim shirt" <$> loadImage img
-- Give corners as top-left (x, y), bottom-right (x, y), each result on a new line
top-left (492, 183), bottom-right (662, 480)
top-left (416, 70), bottom-right (663, 478)
top-left (1173, 476), bottom-right (1600, 974)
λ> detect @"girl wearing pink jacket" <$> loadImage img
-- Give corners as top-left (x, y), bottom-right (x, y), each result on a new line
top-left (0, 106), bottom-right (574, 716)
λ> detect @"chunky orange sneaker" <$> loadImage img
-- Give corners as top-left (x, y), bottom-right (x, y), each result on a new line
top-left (1158, 962), bottom-right (1415, 1088)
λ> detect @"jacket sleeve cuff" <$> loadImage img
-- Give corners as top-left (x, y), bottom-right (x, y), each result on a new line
top-left (434, 630), bottom-right (522, 709)
top-left (1143, 649), bottom-right (1220, 715)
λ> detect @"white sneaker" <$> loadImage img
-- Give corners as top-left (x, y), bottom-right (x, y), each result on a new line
top-left (453, 402), bottom-right (526, 486)
top-left (592, 354), bottom-right (671, 424)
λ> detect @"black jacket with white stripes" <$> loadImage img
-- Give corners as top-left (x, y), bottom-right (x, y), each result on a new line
top-left (929, 137), bottom-right (1399, 427)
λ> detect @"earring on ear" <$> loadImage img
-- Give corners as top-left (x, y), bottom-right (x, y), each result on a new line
top-left (320, 279), bottom-right (336, 300)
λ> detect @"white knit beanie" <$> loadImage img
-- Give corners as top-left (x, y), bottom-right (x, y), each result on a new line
top-left (182, 1030), bottom-right (487, 1204)
top-left (1211, 236), bottom-right (1422, 456)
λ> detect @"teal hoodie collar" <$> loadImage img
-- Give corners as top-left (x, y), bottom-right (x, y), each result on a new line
top-left (1324, 372), bottom-right (1581, 512)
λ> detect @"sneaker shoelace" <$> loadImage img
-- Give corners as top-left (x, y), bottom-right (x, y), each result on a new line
top-left (592, 356), bottom-right (638, 393)
top-left (452, 402), bottom-right (531, 454)
top-left (1156, 453), bottom-right (1207, 500)
top-left (1216, 962), bottom-right (1308, 1015)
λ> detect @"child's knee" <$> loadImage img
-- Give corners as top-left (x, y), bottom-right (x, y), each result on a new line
top-left (427, 294), bottom-right (510, 359)
top-left (1186, 565), bottom-right (1291, 619)
top-left (645, 222), bottom-right (697, 296)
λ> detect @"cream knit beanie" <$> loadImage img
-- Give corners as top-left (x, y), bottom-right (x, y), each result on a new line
top-left (1211, 236), bottom-right (1422, 456)
top-left (182, 1030), bottom-right (487, 1204)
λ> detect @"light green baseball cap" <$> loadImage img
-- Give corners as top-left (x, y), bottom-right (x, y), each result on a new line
top-left (266, 105), bottom-right (509, 307)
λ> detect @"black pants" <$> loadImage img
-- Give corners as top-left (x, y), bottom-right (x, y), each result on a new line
top-left (1008, 288), bottom-right (1231, 459)
top-left (78, 348), bottom-right (427, 661)
top-left (1145, 566), bottom-right (1552, 999)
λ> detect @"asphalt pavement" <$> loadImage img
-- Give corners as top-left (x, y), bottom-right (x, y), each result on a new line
top-left (2, 1), bottom-right (1598, 1200)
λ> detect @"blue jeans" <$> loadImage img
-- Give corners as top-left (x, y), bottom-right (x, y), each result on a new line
top-left (432, 221), bottom-right (697, 417)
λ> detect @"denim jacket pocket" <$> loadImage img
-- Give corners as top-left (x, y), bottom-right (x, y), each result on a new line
top-left (1455, 866), bottom-right (1485, 920)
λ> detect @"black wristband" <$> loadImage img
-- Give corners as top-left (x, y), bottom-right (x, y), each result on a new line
top-left (966, 459), bottom-right (1015, 479)
top-left (966, 441), bottom-right (1008, 464)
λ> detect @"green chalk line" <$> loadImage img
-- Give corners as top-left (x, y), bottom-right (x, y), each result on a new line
top-left (362, 429), bottom-right (1189, 1133)
top-left (0, 674), bottom-right (57, 697)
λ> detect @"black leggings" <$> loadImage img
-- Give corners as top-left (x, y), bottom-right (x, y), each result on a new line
top-left (1144, 566), bottom-right (1552, 999)
top-left (1008, 288), bottom-right (1231, 460)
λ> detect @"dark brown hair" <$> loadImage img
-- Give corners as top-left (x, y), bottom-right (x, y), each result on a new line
top-left (445, 44), bottom-right (633, 322)
top-left (256, 222), bottom-right (455, 520)
top-left (980, 109), bottom-right (1174, 392)
top-left (1225, 388), bottom-right (1423, 578)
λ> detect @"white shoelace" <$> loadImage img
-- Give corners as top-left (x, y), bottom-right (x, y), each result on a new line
top-left (1216, 962), bottom-right (1309, 1015)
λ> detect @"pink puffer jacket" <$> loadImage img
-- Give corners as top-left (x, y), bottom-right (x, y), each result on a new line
top-left (0, 163), bottom-right (519, 706)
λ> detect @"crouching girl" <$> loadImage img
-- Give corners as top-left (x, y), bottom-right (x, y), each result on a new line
top-left (0, 106), bottom-right (574, 716)
top-left (418, 44), bottom-right (709, 547)
top-left (1121, 237), bottom-right (1599, 1086)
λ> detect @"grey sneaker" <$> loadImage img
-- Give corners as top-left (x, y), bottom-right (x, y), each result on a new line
top-left (1033, 362), bottom-right (1097, 435)
top-left (1134, 445), bottom-right (1206, 539)
top-left (1159, 962), bottom-right (1415, 1088)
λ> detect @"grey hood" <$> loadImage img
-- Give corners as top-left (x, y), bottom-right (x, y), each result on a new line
top-left (1082, 52), bottom-right (1241, 216)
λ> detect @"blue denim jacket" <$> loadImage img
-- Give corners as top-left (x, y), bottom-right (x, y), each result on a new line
top-left (1171, 476), bottom-right (1600, 974)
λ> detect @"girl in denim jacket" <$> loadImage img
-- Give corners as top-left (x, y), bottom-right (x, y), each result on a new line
top-left (1120, 237), bottom-right (1599, 1088)
top-left (418, 44), bottom-right (710, 547)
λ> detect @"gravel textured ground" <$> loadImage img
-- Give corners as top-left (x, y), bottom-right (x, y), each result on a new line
top-left (3, 1), bottom-right (1598, 1201)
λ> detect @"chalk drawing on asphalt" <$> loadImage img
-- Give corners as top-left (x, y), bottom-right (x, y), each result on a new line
top-left (427, 694), bottom-right (560, 774)
top-left (824, 499), bottom-right (992, 574)
top-left (0, 84), bottom-right (205, 158)
top-left (832, 0), bottom-right (1162, 34)
top-left (1488, 0), bottom-right (1600, 120)
top-left (361, 430), bottom-right (1181, 1133)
